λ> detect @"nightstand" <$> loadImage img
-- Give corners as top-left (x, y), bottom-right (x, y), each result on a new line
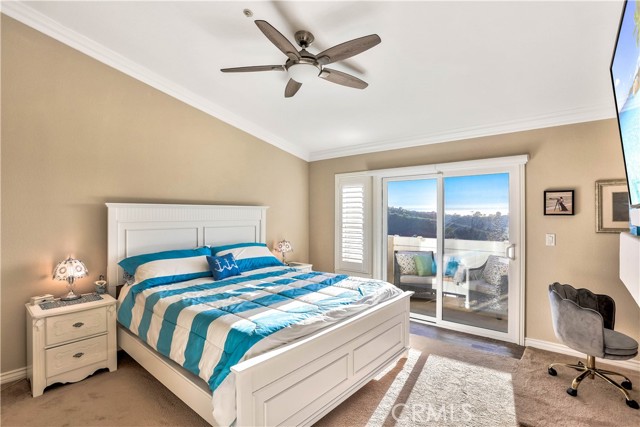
top-left (25, 294), bottom-right (117, 397)
top-left (288, 262), bottom-right (313, 273)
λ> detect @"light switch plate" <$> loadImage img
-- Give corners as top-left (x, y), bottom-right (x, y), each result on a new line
top-left (546, 233), bottom-right (556, 246)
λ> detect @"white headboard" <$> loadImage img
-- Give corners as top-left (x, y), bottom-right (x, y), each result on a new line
top-left (106, 203), bottom-right (268, 297)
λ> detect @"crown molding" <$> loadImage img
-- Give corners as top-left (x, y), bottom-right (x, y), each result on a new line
top-left (309, 103), bottom-right (615, 161)
top-left (3, 2), bottom-right (616, 164)
top-left (1, 1), bottom-right (311, 161)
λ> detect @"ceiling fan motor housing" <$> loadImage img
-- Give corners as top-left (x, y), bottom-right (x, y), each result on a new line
top-left (294, 30), bottom-right (315, 48)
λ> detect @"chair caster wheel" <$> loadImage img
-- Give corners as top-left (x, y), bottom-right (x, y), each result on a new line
top-left (566, 388), bottom-right (578, 397)
top-left (622, 380), bottom-right (633, 390)
top-left (548, 367), bottom-right (557, 376)
top-left (626, 399), bottom-right (639, 410)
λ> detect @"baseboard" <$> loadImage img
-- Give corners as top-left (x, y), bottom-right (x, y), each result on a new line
top-left (1, 367), bottom-right (27, 385)
top-left (525, 338), bottom-right (640, 371)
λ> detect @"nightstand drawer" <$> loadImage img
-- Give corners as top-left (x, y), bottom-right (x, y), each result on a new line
top-left (45, 335), bottom-right (108, 377)
top-left (45, 307), bottom-right (107, 346)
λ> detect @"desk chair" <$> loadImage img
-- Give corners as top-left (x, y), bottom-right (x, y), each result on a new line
top-left (547, 282), bottom-right (639, 409)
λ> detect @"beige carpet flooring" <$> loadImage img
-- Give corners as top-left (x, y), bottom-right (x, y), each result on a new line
top-left (2, 334), bottom-right (639, 426)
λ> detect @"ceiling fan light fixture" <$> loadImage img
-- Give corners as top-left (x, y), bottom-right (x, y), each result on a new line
top-left (287, 62), bottom-right (320, 84)
top-left (222, 20), bottom-right (380, 97)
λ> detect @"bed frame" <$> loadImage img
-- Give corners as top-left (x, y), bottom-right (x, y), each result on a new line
top-left (106, 203), bottom-right (411, 426)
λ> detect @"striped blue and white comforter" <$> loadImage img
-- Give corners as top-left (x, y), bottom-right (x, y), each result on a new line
top-left (117, 266), bottom-right (402, 425)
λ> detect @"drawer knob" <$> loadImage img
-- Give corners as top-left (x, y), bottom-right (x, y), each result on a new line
top-left (73, 352), bottom-right (84, 358)
top-left (72, 322), bottom-right (84, 328)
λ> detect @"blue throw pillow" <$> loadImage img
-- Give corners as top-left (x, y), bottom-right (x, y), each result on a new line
top-left (207, 254), bottom-right (241, 281)
top-left (445, 258), bottom-right (460, 276)
top-left (213, 243), bottom-right (284, 272)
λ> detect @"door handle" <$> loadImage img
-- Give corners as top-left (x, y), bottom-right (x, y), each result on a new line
top-left (505, 244), bottom-right (516, 260)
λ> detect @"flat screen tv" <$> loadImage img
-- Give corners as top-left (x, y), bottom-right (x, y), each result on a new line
top-left (610, 0), bottom-right (640, 208)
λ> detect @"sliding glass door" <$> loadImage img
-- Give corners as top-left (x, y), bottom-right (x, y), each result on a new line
top-left (383, 165), bottom-right (522, 343)
top-left (385, 177), bottom-right (439, 319)
top-left (441, 173), bottom-right (511, 334)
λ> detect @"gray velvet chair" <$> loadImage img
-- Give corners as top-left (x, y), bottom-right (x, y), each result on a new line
top-left (547, 283), bottom-right (639, 409)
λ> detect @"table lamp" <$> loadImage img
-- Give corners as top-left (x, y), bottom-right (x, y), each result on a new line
top-left (275, 240), bottom-right (293, 265)
top-left (52, 257), bottom-right (88, 300)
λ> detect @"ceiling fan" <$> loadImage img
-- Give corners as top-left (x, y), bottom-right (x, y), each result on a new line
top-left (221, 20), bottom-right (381, 98)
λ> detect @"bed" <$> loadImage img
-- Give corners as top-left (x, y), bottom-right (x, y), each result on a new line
top-left (106, 203), bottom-right (412, 426)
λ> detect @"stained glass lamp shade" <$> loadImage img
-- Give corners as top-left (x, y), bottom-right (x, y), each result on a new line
top-left (275, 240), bottom-right (293, 265)
top-left (52, 257), bottom-right (88, 300)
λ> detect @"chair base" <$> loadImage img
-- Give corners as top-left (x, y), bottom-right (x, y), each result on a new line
top-left (548, 355), bottom-right (638, 409)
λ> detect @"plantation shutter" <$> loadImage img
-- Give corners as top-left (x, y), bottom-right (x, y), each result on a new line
top-left (335, 175), bottom-right (372, 277)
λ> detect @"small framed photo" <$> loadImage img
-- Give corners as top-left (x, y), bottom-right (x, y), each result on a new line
top-left (596, 179), bottom-right (629, 233)
top-left (544, 190), bottom-right (575, 215)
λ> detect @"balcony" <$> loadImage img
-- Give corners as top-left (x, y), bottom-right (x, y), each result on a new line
top-left (387, 235), bottom-right (508, 332)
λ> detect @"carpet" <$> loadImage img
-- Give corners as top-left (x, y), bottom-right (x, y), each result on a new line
top-left (513, 347), bottom-right (640, 427)
top-left (2, 333), bottom-right (638, 426)
top-left (0, 353), bottom-right (209, 427)
top-left (316, 334), bottom-right (640, 427)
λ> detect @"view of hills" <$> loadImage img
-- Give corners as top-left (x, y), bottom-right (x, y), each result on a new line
top-left (388, 207), bottom-right (509, 241)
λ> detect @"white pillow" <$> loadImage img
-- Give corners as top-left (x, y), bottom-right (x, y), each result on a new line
top-left (396, 253), bottom-right (417, 275)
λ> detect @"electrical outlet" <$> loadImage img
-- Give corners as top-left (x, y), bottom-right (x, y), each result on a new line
top-left (546, 233), bottom-right (556, 246)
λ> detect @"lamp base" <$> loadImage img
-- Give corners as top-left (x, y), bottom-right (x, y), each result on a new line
top-left (60, 291), bottom-right (81, 301)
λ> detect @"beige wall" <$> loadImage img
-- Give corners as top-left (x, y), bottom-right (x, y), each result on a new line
top-left (3, 14), bottom-right (638, 375)
top-left (309, 120), bottom-right (640, 347)
top-left (1, 16), bottom-right (309, 373)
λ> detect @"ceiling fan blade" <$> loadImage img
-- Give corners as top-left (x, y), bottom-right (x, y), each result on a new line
top-left (220, 65), bottom-right (285, 73)
top-left (316, 34), bottom-right (381, 66)
top-left (285, 79), bottom-right (302, 98)
top-left (319, 68), bottom-right (368, 89)
top-left (255, 20), bottom-right (301, 60)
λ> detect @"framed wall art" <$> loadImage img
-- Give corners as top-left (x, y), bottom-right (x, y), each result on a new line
top-left (544, 190), bottom-right (574, 215)
top-left (596, 179), bottom-right (630, 233)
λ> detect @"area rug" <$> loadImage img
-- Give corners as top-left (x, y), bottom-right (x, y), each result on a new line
top-left (368, 351), bottom-right (517, 427)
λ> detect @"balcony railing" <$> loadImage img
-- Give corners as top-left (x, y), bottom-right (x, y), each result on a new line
top-left (386, 235), bottom-right (507, 282)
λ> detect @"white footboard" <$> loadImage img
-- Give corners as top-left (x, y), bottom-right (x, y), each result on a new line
top-left (232, 291), bottom-right (412, 427)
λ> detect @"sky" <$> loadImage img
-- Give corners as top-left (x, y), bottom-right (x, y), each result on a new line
top-left (612, 0), bottom-right (640, 113)
top-left (387, 173), bottom-right (509, 215)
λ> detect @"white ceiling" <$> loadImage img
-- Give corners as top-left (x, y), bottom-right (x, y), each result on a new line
top-left (4, 1), bottom-right (624, 161)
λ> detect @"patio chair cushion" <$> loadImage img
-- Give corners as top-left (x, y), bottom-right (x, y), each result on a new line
top-left (399, 275), bottom-right (435, 286)
top-left (415, 254), bottom-right (434, 276)
top-left (482, 256), bottom-right (508, 287)
top-left (396, 253), bottom-right (417, 275)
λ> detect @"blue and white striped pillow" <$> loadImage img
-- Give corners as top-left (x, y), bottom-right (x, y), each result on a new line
top-left (212, 243), bottom-right (284, 272)
top-left (118, 247), bottom-right (212, 285)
